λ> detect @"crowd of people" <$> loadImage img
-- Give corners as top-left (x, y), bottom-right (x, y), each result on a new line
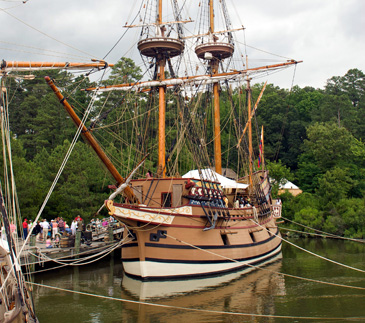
top-left (233, 195), bottom-right (251, 208)
top-left (1, 215), bottom-right (118, 250)
top-left (21, 216), bottom-right (85, 248)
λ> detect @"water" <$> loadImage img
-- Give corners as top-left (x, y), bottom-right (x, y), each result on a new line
top-left (32, 239), bottom-right (365, 322)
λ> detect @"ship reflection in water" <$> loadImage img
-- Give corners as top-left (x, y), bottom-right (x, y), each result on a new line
top-left (120, 255), bottom-right (285, 322)
top-left (33, 254), bottom-right (286, 322)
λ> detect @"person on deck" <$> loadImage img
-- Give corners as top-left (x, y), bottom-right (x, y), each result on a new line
top-left (22, 219), bottom-right (28, 240)
top-left (223, 195), bottom-right (229, 207)
top-left (233, 198), bottom-right (239, 209)
top-left (146, 170), bottom-right (153, 179)
top-left (10, 223), bottom-right (17, 240)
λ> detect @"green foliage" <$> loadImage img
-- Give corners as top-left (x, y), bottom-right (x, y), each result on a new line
top-left (32, 140), bottom-right (110, 224)
top-left (266, 160), bottom-right (294, 197)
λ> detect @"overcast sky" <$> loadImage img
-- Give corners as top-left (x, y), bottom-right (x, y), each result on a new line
top-left (1, 0), bottom-right (364, 89)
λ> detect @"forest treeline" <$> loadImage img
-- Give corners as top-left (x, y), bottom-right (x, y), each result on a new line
top-left (2, 60), bottom-right (364, 238)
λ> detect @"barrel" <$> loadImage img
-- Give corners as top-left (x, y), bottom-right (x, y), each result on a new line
top-left (68, 236), bottom-right (75, 247)
top-left (60, 237), bottom-right (68, 248)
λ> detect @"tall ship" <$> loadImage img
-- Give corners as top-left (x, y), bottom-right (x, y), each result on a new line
top-left (3, 0), bottom-right (300, 281)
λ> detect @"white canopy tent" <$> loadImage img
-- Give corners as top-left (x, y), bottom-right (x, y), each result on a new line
top-left (182, 169), bottom-right (248, 189)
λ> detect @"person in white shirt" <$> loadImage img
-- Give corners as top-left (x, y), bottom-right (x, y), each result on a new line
top-left (70, 220), bottom-right (77, 236)
top-left (40, 219), bottom-right (50, 240)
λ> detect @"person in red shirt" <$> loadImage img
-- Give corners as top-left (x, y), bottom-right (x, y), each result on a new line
top-left (22, 219), bottom-right (28, 240)
top-left (74, 215), bottom-right (83, 222)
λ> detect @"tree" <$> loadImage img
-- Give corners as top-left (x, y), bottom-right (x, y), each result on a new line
top-left (326, 68), bottom-right (365, 108)
top-left (266, 160), bottom-right (293, 197)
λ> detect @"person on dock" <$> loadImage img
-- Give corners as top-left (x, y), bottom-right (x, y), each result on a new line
top-left (45, 237), bottom-right (53, 248)
top-left (58, 217), bottom-right (65, 233)
top-left (40, 219), bottom-right (50, 241)
top-left (71, 220), bottom-right (77, 235)
top-left (22, 219), bottom-right (28, 240)
top-left (34, 221), bottom-right (42, 241)
top-left (75, 215), bottom-right (83, 222)
top-left (51, 220), bottom-right (58, 239)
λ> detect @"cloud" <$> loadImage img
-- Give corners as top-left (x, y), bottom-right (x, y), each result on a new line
top-left (1, 0), bottom-right (364, 89)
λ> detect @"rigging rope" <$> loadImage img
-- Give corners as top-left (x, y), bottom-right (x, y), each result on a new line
top-left (249, 219), bottom-right (365, 273)
top-left (281, 216), bottom-right (365, 243)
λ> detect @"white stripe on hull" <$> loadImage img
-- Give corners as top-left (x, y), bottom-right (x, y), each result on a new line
top-left (122, 253), bottom-right (283, 299)
top-left (123, 243), bottom-right (282, 279)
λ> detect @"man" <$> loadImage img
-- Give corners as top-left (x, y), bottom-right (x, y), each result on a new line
top-left (74, 215), bottom-right (83, 222)
top-left (22, 219), bottom-right (28, 240)
top-left (40, 219), bottom-right (50, 240)
top-left (58, 218), bottom-right (65, 233)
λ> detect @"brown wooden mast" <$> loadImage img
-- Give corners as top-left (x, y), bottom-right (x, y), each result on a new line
top-left (157, 0), bottom-right (166, 177)
top-left (247, 78), bottom-right (253, 186)
top-left (210, 0), bottom-right (222, 175)
top-left (136, 0), bottom-right (184, 178)
top-left (44, 76), bottom-right (137, 203)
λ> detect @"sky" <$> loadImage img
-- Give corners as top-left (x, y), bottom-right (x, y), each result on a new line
top-left (1, 0), bottom-right (364, 89)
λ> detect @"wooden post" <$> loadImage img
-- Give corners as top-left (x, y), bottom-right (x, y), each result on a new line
top-left (108, 226), bottom-right (114, 242)
top-left (29, 235), bottom-right (36, 273)
top-left (75, 231), bottom-right (81, 259)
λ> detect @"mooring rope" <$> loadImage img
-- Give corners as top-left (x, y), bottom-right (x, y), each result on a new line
top-left (32, 238), bottom-right (131, 267)
top-left (164, 233), bottom-right (365, 290)
top-left (26, 282), bottom-right (364, 321)
top-left (249, 219), bottom-right (365, 274)
top-left (27, 240), bottom-right (126, 267)
top-left (281, 216), bottom-right (365, 243)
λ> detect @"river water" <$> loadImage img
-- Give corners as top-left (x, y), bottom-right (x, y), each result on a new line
top-left (31, 238), bottom-right (365, 322)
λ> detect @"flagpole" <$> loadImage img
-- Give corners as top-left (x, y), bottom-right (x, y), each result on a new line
top-left (262, 125), bottom-right (265, 169)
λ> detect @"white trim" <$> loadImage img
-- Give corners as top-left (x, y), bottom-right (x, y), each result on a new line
top-left (123, 244), bottom-right (282, 279)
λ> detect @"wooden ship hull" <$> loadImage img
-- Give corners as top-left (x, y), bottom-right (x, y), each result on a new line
top-left (106, 173), bottom-right (282, 280)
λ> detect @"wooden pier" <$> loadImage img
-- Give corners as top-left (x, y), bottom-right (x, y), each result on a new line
top-left (17, 226), bottom-right (124, 273)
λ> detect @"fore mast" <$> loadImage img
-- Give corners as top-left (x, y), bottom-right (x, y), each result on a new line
top-left (137, 0), bottom-right (184, 178)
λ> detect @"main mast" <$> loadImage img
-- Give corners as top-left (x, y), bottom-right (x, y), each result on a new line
top-left (137, 0), bottom-right (184, 177)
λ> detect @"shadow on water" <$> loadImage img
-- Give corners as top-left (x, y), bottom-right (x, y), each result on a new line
top-left (32, 239), bottom-right (365, 322)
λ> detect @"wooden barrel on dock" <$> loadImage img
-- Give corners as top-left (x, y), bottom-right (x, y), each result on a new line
top-left (68, 236), bottom-right (75, 247)
top-left (60, 237), bottom-right (68, 248)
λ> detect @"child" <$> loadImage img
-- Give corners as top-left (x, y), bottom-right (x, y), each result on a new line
top-left (46, 237), bottom-right (53, 248)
